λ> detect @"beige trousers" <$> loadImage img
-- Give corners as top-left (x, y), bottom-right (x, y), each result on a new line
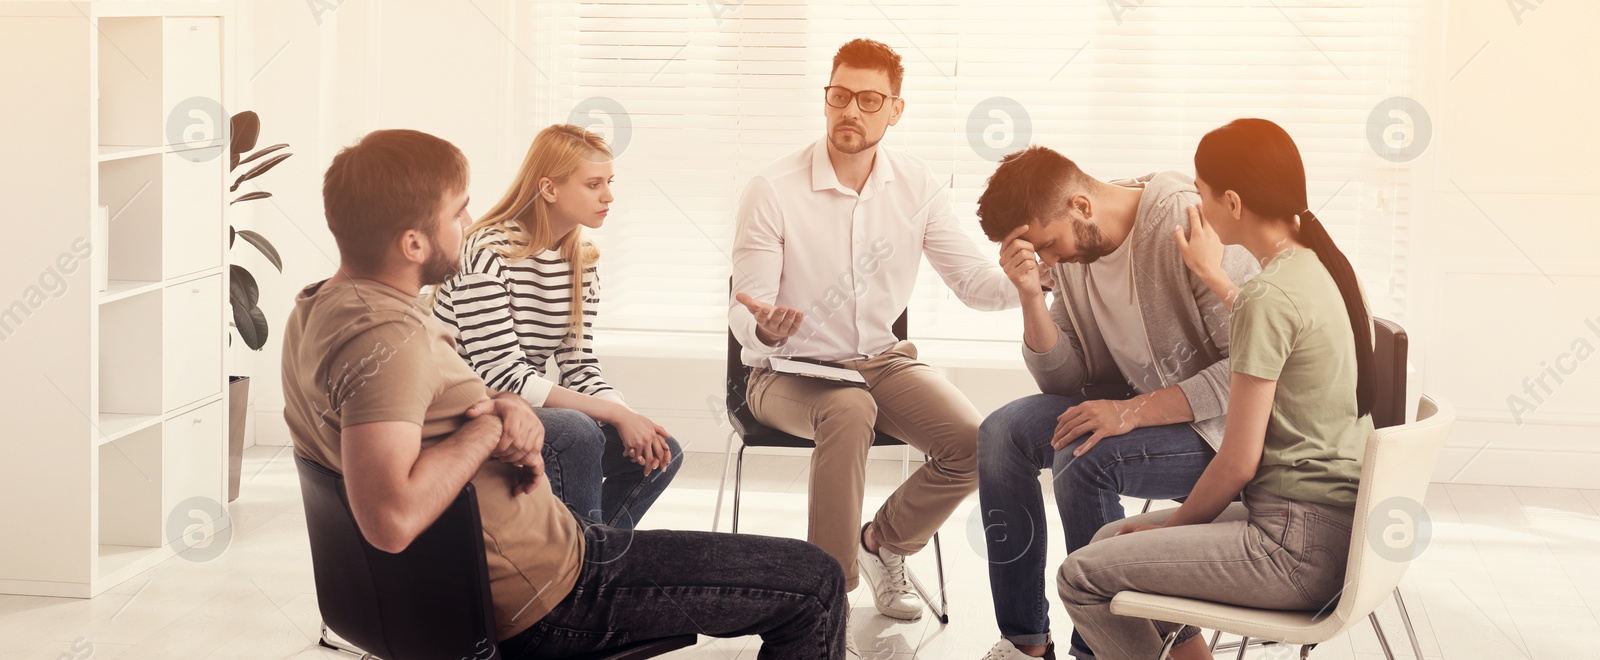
top-left (746, 341), bottom-right (980, 590)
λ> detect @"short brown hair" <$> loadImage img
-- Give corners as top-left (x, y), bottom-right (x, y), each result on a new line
top-left (976, 145), bottom-right (1089, 242)
top-left (831, 38), bottom-right (905, 96)
top-left (323, 129), bottom-right (469, 272)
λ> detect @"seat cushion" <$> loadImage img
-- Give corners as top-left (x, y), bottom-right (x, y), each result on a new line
top-left (729, 406), bottom-right (905, 449)
top-left (1110, 591), bottom-right (1352, 645)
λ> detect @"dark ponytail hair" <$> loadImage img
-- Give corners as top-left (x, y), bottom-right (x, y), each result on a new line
top-left (1195, 118), bottom-right (1374, 418)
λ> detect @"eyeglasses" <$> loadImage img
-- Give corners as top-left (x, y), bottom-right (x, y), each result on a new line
top-left (823, 86), bottom-right (899, 113)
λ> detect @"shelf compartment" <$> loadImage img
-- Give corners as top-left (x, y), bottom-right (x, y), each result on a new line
top-left (163, 401), bottom-right (224, 530)
top-left (97, 16), bottom-right (163, 149)
top-left (162, 147), bottom-right (224, 278)
top-left (97, 16), bottom-right (223, 152)
top-left (162, 275), bottom-right (222, 412)
top-left (98, 425), bottom-right (162, 550)
top-left (99, 289), bottom-right (163, 417)
top-left (98, 153), bottom-right (163, 284)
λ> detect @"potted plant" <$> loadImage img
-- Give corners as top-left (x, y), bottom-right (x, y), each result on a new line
top-left (226, 110), bottom-right (291, 501)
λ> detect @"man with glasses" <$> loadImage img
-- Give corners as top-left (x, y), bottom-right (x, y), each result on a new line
top-left (730, 38), bottom-right (1020, 653)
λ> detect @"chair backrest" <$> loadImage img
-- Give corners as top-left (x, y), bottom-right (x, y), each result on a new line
top-left (295, 455), bottom-right (500, 660)
top-left (1331, 394), bottom-right (1453, 631)
top-left (724, 277), bottom-right (907, 419)
top-left (1371, 318), bottom-right (1409, 430)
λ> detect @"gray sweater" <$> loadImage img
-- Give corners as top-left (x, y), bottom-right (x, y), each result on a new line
top-left (1025, 171), bottom-right (1259, 450)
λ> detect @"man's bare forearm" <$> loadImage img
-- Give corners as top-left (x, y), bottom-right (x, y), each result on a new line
top-left (388, 415), bottom-right (501, 546)
top-left (1020, 291), bottom-right (1058, 354)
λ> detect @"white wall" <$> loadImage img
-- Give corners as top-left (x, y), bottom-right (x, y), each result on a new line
top-left (1410, 0), bottom-right (1600, 488)
top-left (237, 1), bottom-right (1600, 488)
top-left (238, 0), bottom-right (536, 447)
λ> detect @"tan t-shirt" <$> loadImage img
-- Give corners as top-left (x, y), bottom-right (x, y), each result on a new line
top-left (280, 277), bottom-right (583, 641)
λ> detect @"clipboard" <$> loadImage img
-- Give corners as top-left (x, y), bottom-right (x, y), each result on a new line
top-left (768, 356), bottom-right (868, 388)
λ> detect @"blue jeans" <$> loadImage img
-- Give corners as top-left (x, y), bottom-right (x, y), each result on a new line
top-left (499, 521), bottom-right (849, 659)
top-left (977, 392), bottom-right (1214, 652)
top-left (536, 408), bottom-right (683, 530)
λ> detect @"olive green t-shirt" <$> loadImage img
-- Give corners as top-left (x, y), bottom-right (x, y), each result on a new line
top-left (280, 278), bottom-right (583, 641)
top-left (1230, 248), bottom-right (1373, 507)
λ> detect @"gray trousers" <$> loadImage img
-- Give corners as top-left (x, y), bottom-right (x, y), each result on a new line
top-left (1057, 486), bottom-right (1355, 660)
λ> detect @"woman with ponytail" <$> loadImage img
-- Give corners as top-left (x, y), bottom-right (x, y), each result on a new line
top-left (434, 124), bottom-right (681, 529)
top-left (1057, 118), bottom-right (1376, 660)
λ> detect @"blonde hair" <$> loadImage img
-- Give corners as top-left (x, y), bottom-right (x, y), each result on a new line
top-left (461, 124), bottom-right (610, 339)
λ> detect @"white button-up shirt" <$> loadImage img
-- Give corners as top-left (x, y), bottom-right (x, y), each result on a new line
top-left (730, 138), bottom-right (1020, 367)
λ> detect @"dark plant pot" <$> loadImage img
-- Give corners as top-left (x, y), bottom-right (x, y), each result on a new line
top-left (228, 375), bottom-right (249, 502)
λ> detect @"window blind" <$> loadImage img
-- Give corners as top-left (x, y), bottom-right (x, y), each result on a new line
top-left (517, 0), bottom-right (1422, 340)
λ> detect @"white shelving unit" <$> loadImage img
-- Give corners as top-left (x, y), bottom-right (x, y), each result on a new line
top-left (0, 1), bottom-right (234, 598)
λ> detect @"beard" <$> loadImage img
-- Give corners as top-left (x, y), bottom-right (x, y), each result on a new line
top-left (420, 229), bottom-right (460, 286)
top-left (828, 124), bottom-right (881, 155)
top-left (1072, 217), bottom-right (1111, 264)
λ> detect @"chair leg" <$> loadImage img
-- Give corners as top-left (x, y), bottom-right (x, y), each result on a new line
top-left (1154, 630), bottom-right (1179, 660)
top-left (901, 456), bottom-right (950, 624)
top-left (1208, 629), bottom-right (1221, 652)
top-left (904, 533), bottom-right (950, 625)
top-left (1369, 611), bottom-right (1397, 660)
top-left (1141, 499), bottom-right (1152, 514)
top-left (1301, 644), bottom-right (1317, 659)
top-left (318, 624), bottom-right (374, 659)
top-left (732, 444), bottom-right (747, 535)
top-left (1393, 588), bottom-right (1424, 659)
top-left (1234, 636), bottom-right (1250, 660)
top-left (712, 430), bottom-right (738, 533)
top-left (931, 530), bottom-right (949, 624)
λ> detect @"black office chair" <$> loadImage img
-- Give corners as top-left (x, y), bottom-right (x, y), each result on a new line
top-left (295, 456), bottom-right (697, 659)
top-left (712, 296), bottom-right (949, 624)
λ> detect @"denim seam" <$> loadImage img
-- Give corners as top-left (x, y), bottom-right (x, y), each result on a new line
top-left (605, 471), bottom-right (652, 527)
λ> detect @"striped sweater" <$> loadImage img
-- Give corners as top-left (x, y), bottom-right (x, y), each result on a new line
top-left (433, 226), bottom-right (623, 407)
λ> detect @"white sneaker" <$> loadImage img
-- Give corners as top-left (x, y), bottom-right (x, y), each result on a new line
top-left (982, 638), bottom-right (1057, 660)
top-left (846, 629), bottom-right (861, 659)
top-left (857, 523), bottom-right (924, 621)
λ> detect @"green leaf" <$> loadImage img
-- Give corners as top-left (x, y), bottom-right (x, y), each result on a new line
top-left (238, 144), bottom-right (289, 167)
top-left (245, 306), bottom-right (269, 351)
top-left (230, 152), bottom-right (290, 192)
top-left (232, 300), bottom-right (268, 351)
top-left (235, 229), bottom-right (283, 273)
top-left (230, 192), bottom-right (272, 205)
top-left (230, 264), bottom-right (259, 309)
top-left (229, 111), bottom-right (260, 170)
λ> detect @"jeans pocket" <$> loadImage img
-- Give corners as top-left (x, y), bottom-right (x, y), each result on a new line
top-left (1247, 499), bottom-right (1291, 550)
top-left (1288, 508), bottom-right (1354, 608)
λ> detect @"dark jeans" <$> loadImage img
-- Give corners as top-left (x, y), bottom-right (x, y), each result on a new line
top-left (537, 408), bottom-right (683, 529)
top-left (977, 392), bottom-right (1214, 654)
top-left (498, 521), bottom-right (849, 659)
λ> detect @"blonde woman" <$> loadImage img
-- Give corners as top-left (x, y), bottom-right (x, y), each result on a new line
top-left (435, 124), bottom-right (680, 529)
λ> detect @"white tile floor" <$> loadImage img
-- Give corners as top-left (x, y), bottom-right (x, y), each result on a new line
top-left (5, 445), bottom-right (1599, 659)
